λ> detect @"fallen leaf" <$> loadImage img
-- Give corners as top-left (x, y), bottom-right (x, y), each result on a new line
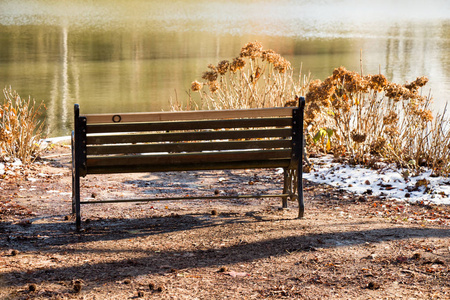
top-left (223, 271), bottom-right (249, 278)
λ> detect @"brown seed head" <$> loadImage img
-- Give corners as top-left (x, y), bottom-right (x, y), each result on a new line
top-left (351, 130), bottom-right (367, 143)
top-left (240, 41), bottom-right (263, 60)
top-left (202, 70), bottom-right (218, 82)
top-left (261, 49), bottom-right (279, 64)
top-left (191, 81), bottom-right (203, 92)
top-left (370, 137), bottom-right (386, 155)
top-left (217, 60), bottom-right (230, 75)
top-left (273, 56), bottom-right (291, 73)
top-left (230, 57), bottom-right (246, 73)
top-left (383, 111), bottom-right (398, 125)
top-left (209, 81), bottom-right (220, 93)
top-left (404, 76), bottom-right (429, 91)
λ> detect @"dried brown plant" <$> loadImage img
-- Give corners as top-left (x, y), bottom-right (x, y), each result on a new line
top-left (171, 44), bottom-right (450, 175)
top-left (173, 41), bottom-right (307, 111)
top-left (0, 87), bottom-right (46, 163)
top-left (306, 66), bottom-right (449, 175)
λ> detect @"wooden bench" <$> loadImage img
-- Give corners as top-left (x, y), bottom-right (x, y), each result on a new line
top-left (72, 97), bottom-right (305, 230)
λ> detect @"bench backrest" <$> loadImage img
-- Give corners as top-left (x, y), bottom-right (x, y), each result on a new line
top-left (73, 101), bottom-right (305, 176)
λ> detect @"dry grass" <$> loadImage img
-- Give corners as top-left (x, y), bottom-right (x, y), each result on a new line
top-left (172, 41), bottom-right (450, 176)
top-left (305, 66), bottom-right (450, 176)
top-left (0, 87), bottom-right (46, 164)
top-left (171, 41), bottom-right (309, 111)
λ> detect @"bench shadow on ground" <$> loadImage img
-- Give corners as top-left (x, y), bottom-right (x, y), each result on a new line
top-left (119, 169), bottom-right (276, 197)
top-left (2, 177), bottom-right (449, 292)
top-left (1, 209), bottom-right (448, 291)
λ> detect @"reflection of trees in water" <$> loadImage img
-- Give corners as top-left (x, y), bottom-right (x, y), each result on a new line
top-left (384, 23), bottom-right (448, 107)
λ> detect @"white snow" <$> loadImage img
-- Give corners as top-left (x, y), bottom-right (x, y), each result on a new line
top-left (303, 155), bottom-right (450, 205)
top-left (42, 136), bottom-right (71, 144)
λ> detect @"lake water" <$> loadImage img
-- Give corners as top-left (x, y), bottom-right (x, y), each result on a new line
top-left (0, 0), bottom-right (449, 137)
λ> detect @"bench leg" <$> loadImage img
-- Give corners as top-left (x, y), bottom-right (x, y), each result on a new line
top-left (282, 168), bottom-right (298, 209)
top-left (72, 164), bottom-right (81, 231)
top-left (72, 132), bottom-right (81, 231)
top-left (283, 168), bottom-right (304, 218)
top-left (297, 163), bottom-right (304, 219)
top-left (297, 179), bottom-right (304, 219)
top-left (282, 169), bottom-right (289, 208)
top-left (74, 175), bottom-right (81, 231)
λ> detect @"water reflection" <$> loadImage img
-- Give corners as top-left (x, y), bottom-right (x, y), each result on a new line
top-left (0, 0), bottom-right (449, 137)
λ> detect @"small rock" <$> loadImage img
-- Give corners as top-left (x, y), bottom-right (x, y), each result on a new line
top-left (148, 283), bottom-right (155, 290)
top-left (28, 284), bottom-right (37, 292)
top-left (367, 281), bottom-right (380, 290)
top-left (358, 196), bottom-right (367, 202)
top-left (11, 249), bottom-right (19, 256)
top-left (218, 266), bottom-right (229, 272)
top-left (363, 189), bottom-right (373, 195)
top-left (73, 281), bottom-right (82, 293)
top-left (18, 219), bottom-right (32, 227)
top-left (412, 253), bottom-right (421, 260)
top-left (123, 279), bottom-right (131, 285)
top-left (366, 253), bottom-right (377, 260)
top-left (137, 291), bottom-right (144, 297)
top-left (396, 256), bottom-right (408, 263)
top-left (211, 209), bottom-right (218, 216)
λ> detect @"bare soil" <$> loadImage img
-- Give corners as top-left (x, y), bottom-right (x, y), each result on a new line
top-left (1, 144), bottom-right (449, 299)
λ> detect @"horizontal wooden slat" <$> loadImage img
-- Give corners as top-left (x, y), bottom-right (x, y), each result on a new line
top-left (86, 117), bottom-right (292, 134)
top-left (85, 159), bottom-right (291, 174)
top-left (83, 107), bottom-right (295, 124)
top-left (87, 139), bottom-right (292, 155)
top-left (87, 149), bottom-right (291, 168)
top-left (87, 128), bottom-right (292, 145)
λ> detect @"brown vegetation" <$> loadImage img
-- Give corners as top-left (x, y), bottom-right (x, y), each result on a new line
top-left (0, 87), bottom-right (46, 164)
top-left (172, 41), bottom-right (308, 111)
top-left (175, 41), bottom-right (450, 176)
top-left (305, 66), bottom-right (450, 176)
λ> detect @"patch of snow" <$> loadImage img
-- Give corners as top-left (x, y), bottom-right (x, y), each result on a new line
top-left (304, 155), bottom-right (450, 205)
top-left (41, 136), bottom-right (71, 144)
top-left (12, 158), bottom-right (22, 166)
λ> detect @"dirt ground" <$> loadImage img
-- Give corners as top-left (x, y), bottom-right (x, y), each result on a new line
top-left (1, 144), bottom-right (449, 299)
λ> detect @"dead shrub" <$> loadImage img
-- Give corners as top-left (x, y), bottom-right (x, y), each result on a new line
top-left (305, 66), bottom-right (450, 175)
top-left (0, 87), bottom-right (46, 163)
top-left (171, 41), bottom-right (309, 110)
